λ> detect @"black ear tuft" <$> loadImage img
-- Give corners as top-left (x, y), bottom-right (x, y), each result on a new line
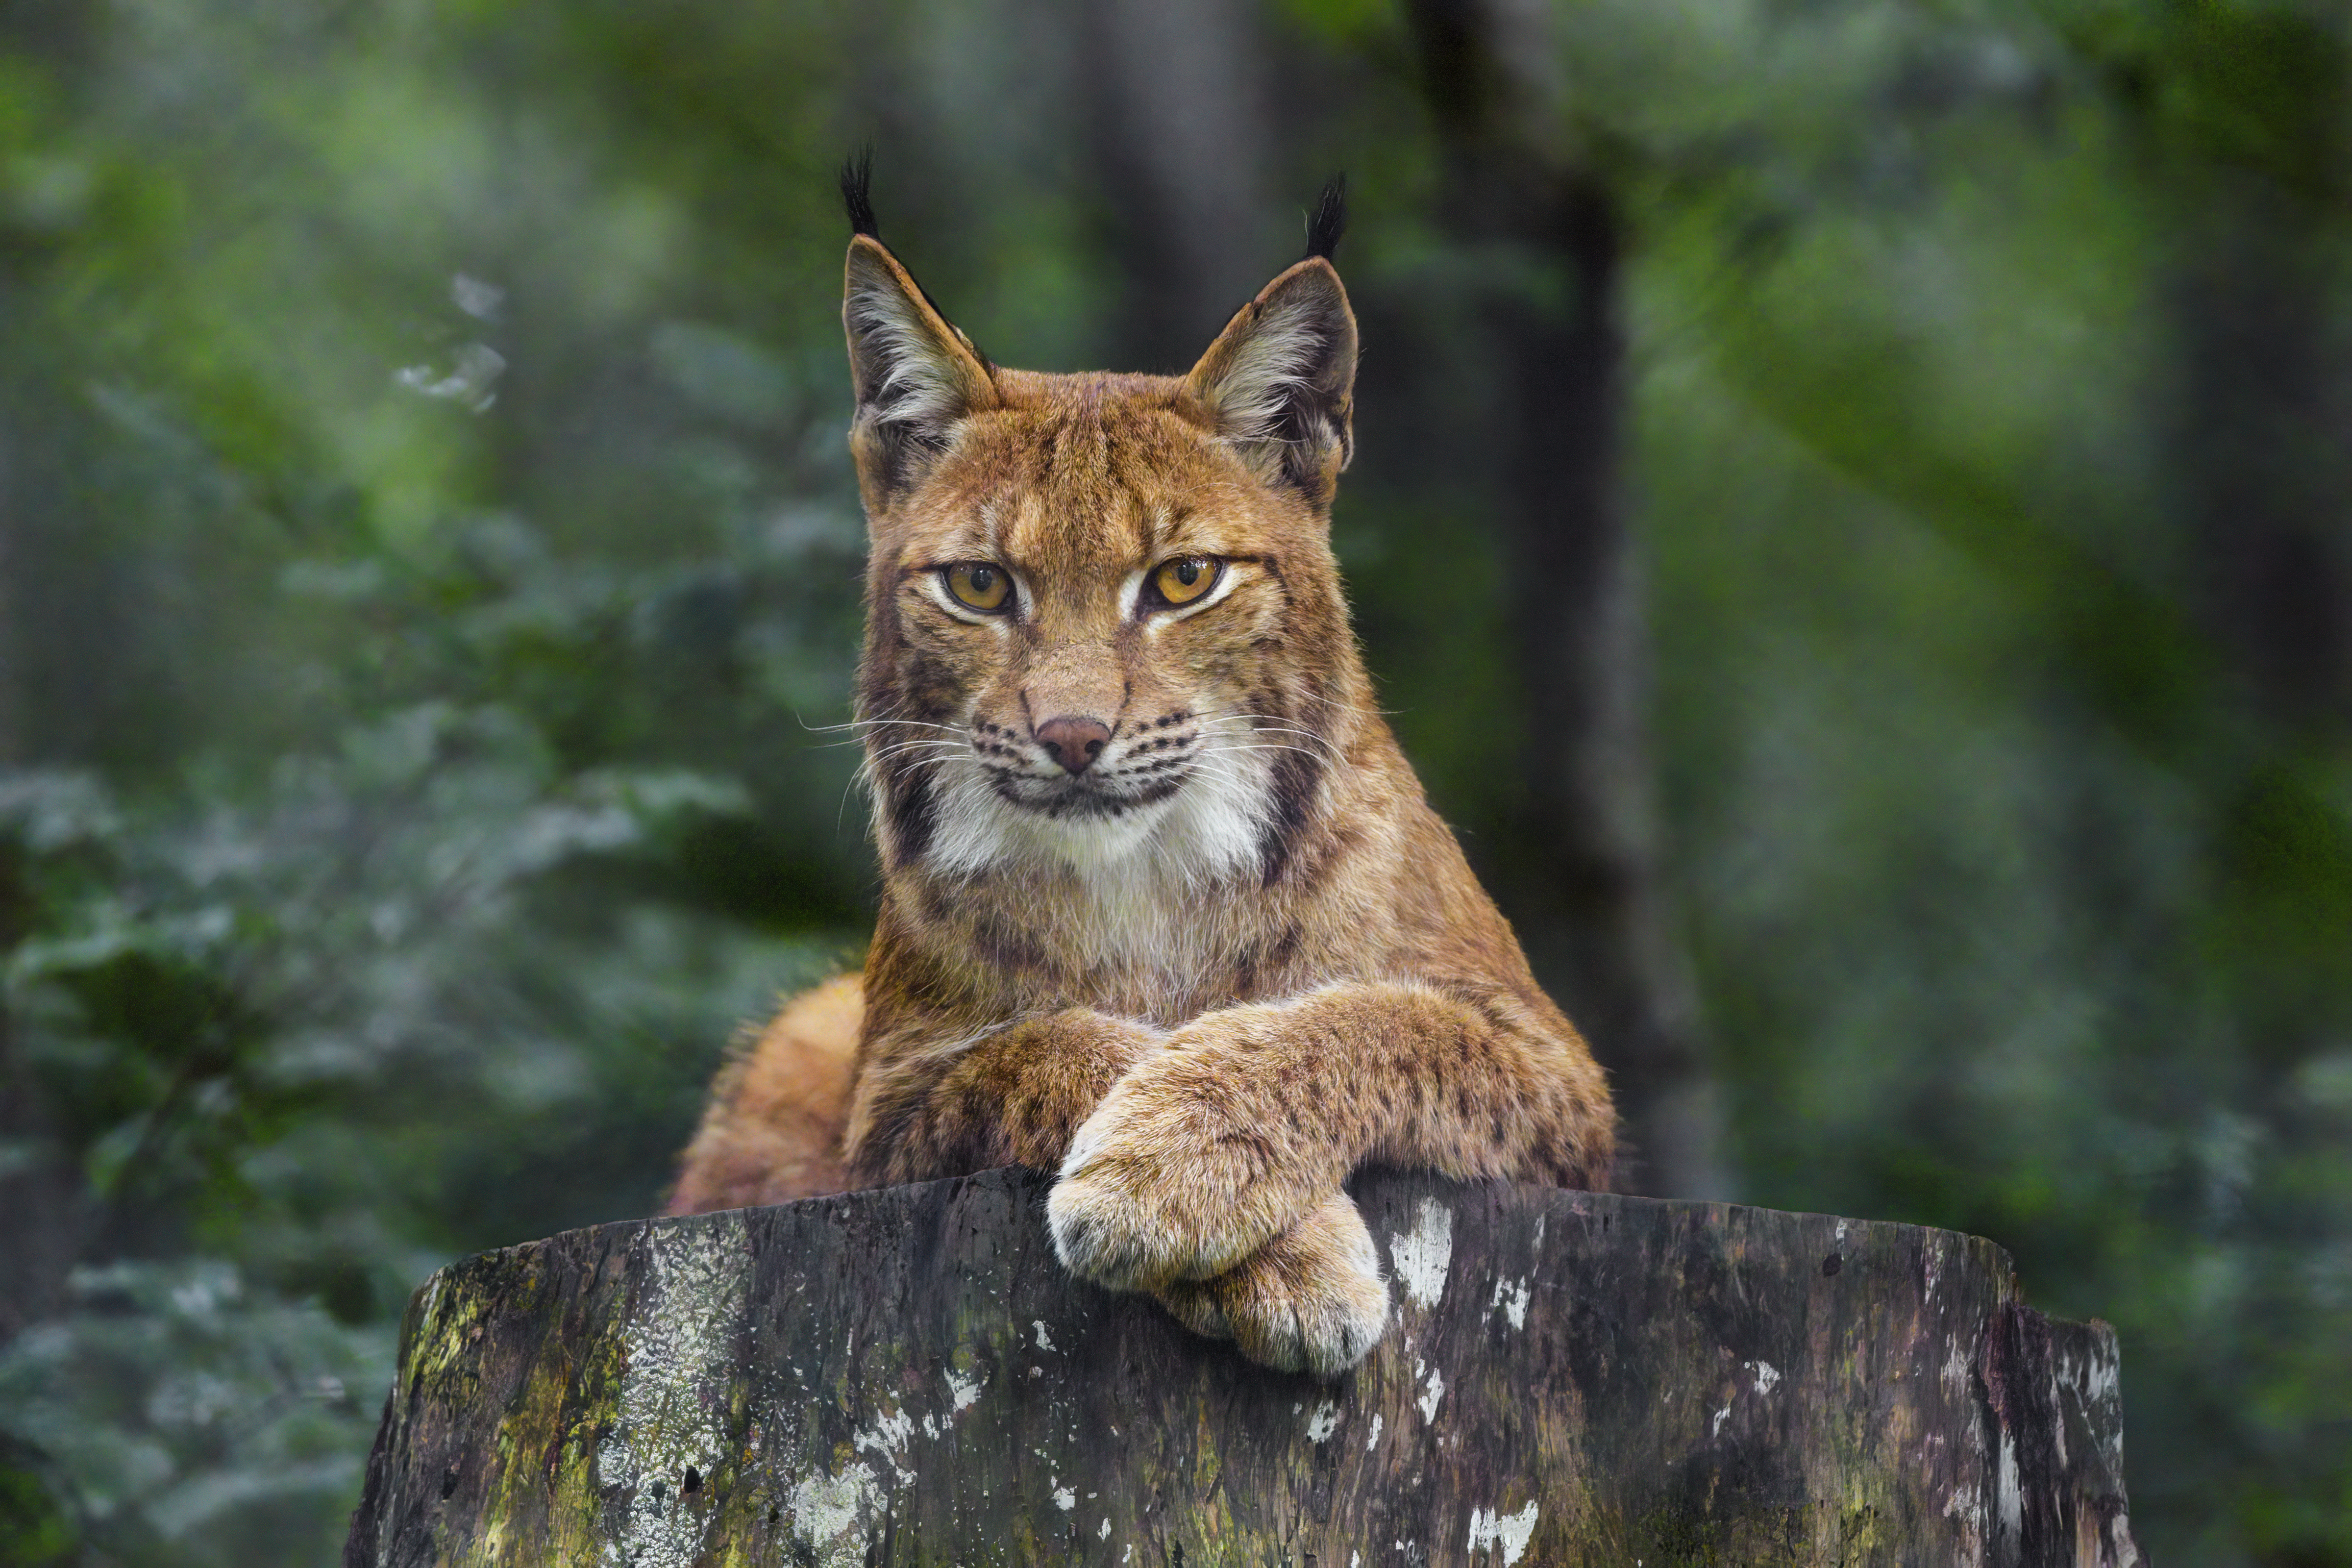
top-left (1184, 257), bottom-right (1359, 503)
top-left (1305, 174), bottom-right (1347, 261)
top-left (841, 147), bottom-right (878, 239)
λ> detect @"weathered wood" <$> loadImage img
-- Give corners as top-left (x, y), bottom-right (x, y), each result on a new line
top-left (344, 1170), bottom-right (2142, 1566)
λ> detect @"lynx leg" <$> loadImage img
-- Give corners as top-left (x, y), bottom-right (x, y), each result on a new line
top-left (1153, 1192), bottom-right (1389, 1377)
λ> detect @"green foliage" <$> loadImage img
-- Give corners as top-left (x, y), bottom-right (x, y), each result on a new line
top-left (0, 0), bottom-right (2347, 1563)
top-left (0, 1260), bottom-right (387, 1566)
top-left (0, 695), bottom-right (847, 1558)
top-left (0, 8), bottom-right (874, 1557)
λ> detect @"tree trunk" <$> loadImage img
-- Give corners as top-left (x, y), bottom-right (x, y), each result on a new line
top-left (345, 1170), bottom-right (2141, 1566)
top-left (2174, 180), bottom-right (2352, 724)
top-left (1404, 0), bottom-right (1726, 1200)
top-left (1078, 0), bottom-right (1273, 373)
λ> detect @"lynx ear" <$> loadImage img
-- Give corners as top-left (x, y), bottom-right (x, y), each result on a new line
top-left (844, 234), bottom-right (999, 504)
top-left (1183, 257), bottom-right (1358, 505)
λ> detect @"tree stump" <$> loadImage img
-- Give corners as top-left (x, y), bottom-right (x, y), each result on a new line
top-left (343, 1170), bottom-right (2141, 1566)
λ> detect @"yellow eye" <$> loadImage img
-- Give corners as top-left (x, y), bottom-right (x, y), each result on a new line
top-left (1151, 556), bottom-right (1221, 607)
top-left (944, 563), bottom-right (1011, 613)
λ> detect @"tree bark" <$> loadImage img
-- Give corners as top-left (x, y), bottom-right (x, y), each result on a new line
top-left (1078, 0), bottom-right (1273, 373)
top-left (2174, 180), bottom-right (2352, 724)
top-left (1405, 0), bottom-right (1726, 1200)
top-left (346, 1170), bottom-right (2141, 1566)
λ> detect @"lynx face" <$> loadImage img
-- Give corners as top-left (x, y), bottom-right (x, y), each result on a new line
top-left (844, 231), bottom-right (1359, 893)
top-left (872, 405), bottom-right (1348, 884)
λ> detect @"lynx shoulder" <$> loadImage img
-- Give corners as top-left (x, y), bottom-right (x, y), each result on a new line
top-left (670, 170), bottom-right (1614, 1374)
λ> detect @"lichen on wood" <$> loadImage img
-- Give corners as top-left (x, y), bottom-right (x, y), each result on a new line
top-left (344, 1170), bottom-right (2141, 1566)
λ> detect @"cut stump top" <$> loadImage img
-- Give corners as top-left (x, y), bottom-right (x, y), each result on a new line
top-left (345, 1170), bottom-right (2140, 1567)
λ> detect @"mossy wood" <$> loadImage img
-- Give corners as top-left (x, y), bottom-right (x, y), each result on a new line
top-left (344, 1170), bottom-right (2140, 1566)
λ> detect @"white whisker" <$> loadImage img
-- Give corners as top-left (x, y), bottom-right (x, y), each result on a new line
top-left (1301, 690), bottom-right (1396, 720)
top-left (1215, 713), bottom-right (1348, 765)
top-left (839, 748), bottom-right (959, 832)
top-left (1198, 743), bottom-right (1333, 764)
top-left (867, 738), bottom-right (970, 763)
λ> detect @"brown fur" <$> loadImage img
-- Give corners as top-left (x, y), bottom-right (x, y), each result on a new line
top-left (668, 974), bottom-right (860, 1212)
top-left (670, 218), bottom-right (1615, 1374)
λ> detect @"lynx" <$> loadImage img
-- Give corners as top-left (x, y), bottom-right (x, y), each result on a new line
top-left (669, 169), bottom-right (1615, 1375)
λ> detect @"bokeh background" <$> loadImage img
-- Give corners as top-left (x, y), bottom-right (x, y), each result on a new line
top-left (0, 0), bottom-right (2347, 1561)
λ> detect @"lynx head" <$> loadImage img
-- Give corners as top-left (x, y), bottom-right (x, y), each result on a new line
top-left (843, 168), bottom-right (1363, 894)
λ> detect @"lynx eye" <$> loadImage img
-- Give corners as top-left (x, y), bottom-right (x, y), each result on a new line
top-left (943, 563), bottom-right (1012, 613)
top-left (1150, 556), bottom-right (1222, 608)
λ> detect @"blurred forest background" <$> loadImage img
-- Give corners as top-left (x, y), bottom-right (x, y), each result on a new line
top-left (0, 0), bottom-right (2346, 1561)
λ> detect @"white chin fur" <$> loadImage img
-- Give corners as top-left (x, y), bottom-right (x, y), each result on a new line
top-left (919, 754), bottom-right (1268, 964)
top-left (927, 759), bottom-right (1265, 885)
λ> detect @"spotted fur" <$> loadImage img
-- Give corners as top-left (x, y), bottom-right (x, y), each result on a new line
top-left (669, 196), bottom-right (1615, 1375)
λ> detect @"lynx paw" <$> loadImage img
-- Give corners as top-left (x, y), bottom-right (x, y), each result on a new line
top-left (1047, 1158), bottom-right (1262, 1290)
top-left (1047, 1058), bottom-right (1332, 1290)
top-left (1153, 1194), bottom-right (1389, 1376)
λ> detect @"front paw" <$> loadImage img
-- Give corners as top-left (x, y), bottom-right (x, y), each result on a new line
top-left (1047, 1148), bottom-right (1267, 1291)
top-left (1155, 1194), bottom-right (1389, 1376)
top-left (1047, 1069), bottom-right (1327, 1290)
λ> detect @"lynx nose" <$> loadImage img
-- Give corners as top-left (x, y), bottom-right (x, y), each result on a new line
top-left (1034, 716), bottom-right (1113, 776)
